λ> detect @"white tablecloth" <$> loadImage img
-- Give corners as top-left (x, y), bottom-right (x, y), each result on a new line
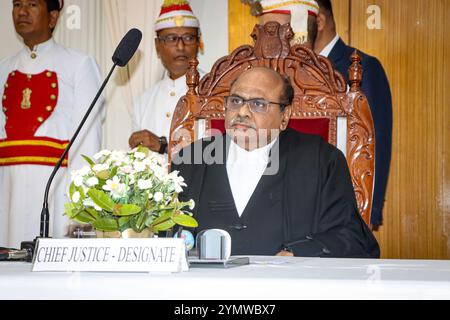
top-left (1, 257), bottom-right (449, 300)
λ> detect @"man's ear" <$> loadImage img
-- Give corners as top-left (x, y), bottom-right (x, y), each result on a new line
top-left (280, 106), bottom-right (292, 131)
top-left (49, 10), bottom-right (60, 30)
top-left (155, 38), bottom-right (161, 58)
top-left (317, 12), bottom-right (327, 32)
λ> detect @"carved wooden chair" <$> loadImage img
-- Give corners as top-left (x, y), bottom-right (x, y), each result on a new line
top-left (169, 22), bottom-right (375, 226)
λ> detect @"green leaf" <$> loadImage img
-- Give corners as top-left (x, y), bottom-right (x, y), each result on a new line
top-left (69, 182), bottom-right (76, 201)
top-left (76, 185), bottom-right (86, 201)
top-left (82, 155), bottom-right (96, 167)
top-left (87, 189), bottom-right (115, 212)
top-left (85, 207), bottom-right (100, 220)
top-left (64, 203), bottom-right (76, 218)
top-left (73, 211), bottom-right (96, 224)
top-left (96, 170), bottom-right (110, 180)
top-left (173, 214), bottom-right (198, 228)
top-left (118, 216), bottom-right (132, 227)
top-left (92, 218), bottom-right (119, 232)
top-left (151, 212), bottom-right (175, 231)
top-left (144, 216), bottom-right (155, 227)
top-left (133, 212), bottom-right (145, 232)
top-left (152, 219), bottom-right (176, 232)
top-left (151, 212), bottom-right (172, 226)
top-left (137, 146), bottom-right (149, 156)
top-left (114, 204), bottom-right (141, 216)
top-left (110, 166), bottom-right (118, 179)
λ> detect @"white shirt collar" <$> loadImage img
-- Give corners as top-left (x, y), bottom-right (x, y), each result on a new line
top-left (23, 37), bottom-right (56, 57)
top-left (319, 34), bottom-right (340, 58)
top-left (162, 71), bottom-right (188, 90)
top-left (226, 137), bottom-right (278, 217)
top-left (227, 137), bottom-right (277, 166)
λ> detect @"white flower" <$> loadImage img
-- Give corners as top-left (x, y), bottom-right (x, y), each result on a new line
top-left (152, 153), bottom-right (168, 166)
top-left (86, 177), bottom-right (99, 187)
top-left (93, 164), bottom-right (109, 172)
top-left (72, 191), bottom-right (81, 203)
top-left (168, 171), bottom-right (187, 193)
top-left (78, 166), bottom-right (91, 176)
top-left (93, 150), bottom-right (111, 160)
top-left (110, 150), bottom-right (126, 162)
top-left (150, 163), bottom-right (166, 180)
top-left (119, 165), bottom-right (133, 174)
top-left (71, 166), bottom-right (91, 185)
top-left (103, 176), bottom-right (127, 199)
top-left (73, 175), bottom-right (84, 187)
top-left (138, 179), bottom-right (153, 190)
top-left (142, 157), bottom-right (152, 166)
top-left (133, 161), bottom-right (146, 173)
top-left (154, 192), bottom-right (164, 202)
top-left (189, 200), bottom-right (195, 210)
top-left (134, 152), bottom-right (146, 160)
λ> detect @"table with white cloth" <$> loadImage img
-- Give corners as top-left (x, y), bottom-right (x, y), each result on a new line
top-left (0, 256), bottom-right (449, 300)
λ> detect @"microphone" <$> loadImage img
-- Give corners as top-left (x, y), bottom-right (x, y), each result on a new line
top-left (21, 29), bottom-right (142, 258)
top-left (112, 28), bottom-right (142, 67)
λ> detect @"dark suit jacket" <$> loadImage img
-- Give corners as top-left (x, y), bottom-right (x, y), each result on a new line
top-left (328, 38), bottom-right (393, 227)
top-left (172, 129), bottom-right (380, 258)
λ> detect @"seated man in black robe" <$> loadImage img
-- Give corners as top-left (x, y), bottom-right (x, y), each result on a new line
top-left (172, 67), bottom-right (380, 258)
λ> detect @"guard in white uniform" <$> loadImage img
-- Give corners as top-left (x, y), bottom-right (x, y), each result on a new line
top-left (129, 0), bottom-right (204, 155)
top-left (0, 0), bottom-right (104, 248)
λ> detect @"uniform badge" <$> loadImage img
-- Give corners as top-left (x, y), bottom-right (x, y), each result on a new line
top-left (21, 88), bottom-right (32, 110)
top-left (174, 15), bottom-right (185, 27)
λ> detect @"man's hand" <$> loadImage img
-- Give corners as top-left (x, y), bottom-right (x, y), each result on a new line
top-left (276, 250), bottom-right (294, 257)
top-left (129, 130), bottom-right (161, 152)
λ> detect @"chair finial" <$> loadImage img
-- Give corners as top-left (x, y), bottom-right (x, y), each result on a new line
top-left (349, 50), bottom-right (363, 92)
top-left (186, 58), bottom-right (200, 96)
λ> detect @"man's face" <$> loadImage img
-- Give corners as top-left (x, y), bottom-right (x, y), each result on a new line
top-left (155, 27), bottom-right (199, 80)
top-left (12, 0), bottom-right (58, 41)
top-left (259, 12), bottom-right (291, 26)
top-left (225, 68), bottom-right (292, 150)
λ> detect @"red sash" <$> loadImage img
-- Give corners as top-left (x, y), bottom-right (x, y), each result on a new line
top-left (1, 70), bottom-right (69, 167)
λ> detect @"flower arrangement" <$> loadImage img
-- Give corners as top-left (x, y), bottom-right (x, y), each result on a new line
top-left (64, 147), bottom-right (197, 235)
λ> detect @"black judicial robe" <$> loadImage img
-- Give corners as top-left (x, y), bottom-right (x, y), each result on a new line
top-left (172, 129), bottom-right (380, 258)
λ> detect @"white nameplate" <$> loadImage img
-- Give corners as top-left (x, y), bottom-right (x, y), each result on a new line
top-left (32, 238), bottom-right (188, 273)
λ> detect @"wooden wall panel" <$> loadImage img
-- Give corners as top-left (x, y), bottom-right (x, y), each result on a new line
top-left (350, 0), bottom-right (450, 259)
top-left (228, 0), bottom-right (258, 51)
top-left (228, 0), bottom-right (350, 52)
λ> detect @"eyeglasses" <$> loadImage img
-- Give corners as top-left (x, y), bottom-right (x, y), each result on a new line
top-left (225, 95), bottom-right (287, 114)
top-left (157, 34), bottom-right (198, 46)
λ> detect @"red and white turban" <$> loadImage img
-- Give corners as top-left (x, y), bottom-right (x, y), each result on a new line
top-left (259, 0), bottom-right (319, 44)
top-left (154, 0), bottom-right (200, 32)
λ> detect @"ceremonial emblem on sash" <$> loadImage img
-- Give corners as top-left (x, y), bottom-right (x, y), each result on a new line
top-left (21, 88), bottom-right (32, 110)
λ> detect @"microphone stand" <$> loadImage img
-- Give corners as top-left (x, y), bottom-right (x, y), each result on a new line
top-left (21, 62), bottom-right (119, 261)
